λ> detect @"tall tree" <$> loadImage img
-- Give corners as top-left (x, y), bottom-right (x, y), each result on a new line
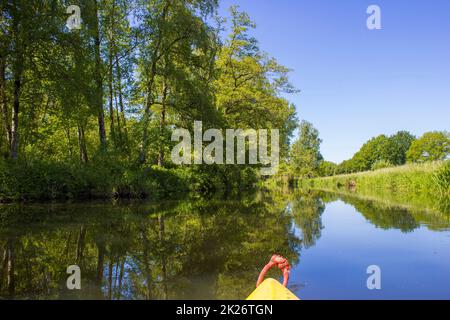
top-left (290, 121), bottom-right (323, 178)
top-left (214, 6), bottom-right (297, 163)
top-left (8, 1), bottom-right (27, 160)
top-left (136, 0), bottom-right (218, 164)
top-left (90, 0), bottom-right (107, 150)
top-left (0, 48), bottom-right (10, 155)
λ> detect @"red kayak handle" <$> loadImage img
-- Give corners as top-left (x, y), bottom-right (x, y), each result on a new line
top-left (256, 255), bottom-right (291, 288)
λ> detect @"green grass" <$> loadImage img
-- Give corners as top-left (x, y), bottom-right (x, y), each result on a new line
top-left (299, 161), bottom-right (450, 213)
top-left (0, 159), bottom-right (192, 202)
top-left (0, 157), bottom-right (259, 203)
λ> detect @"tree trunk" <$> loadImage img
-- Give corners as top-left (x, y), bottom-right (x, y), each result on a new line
top-left (139, 3), bottom-right (169, 163)
top-left (107, 1), bottom-right (116, 143)
top-left (77, 124), bottom-right (89, 163)
top-left (108, 75), bottom-right (115, 142)
top-left (114, 88), bottom-right (121, 138)
top-left (0, 55), bottom-right (11, 151)
top-left (10, 76), bottom-right (21, 160)
top-left (65, 127), bottom-right (73, 158)
top-left (158, 82), bottom-right (168, 167)
top-left (93, 0), bottom-right (107, 150)
top-left (139, 71), bottom-right (156, 164)
top-left (9, 6), bottom-right (24, 161)
top-left (115, 54), bottom-right (127, 140)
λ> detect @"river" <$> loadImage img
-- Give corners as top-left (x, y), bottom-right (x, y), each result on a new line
top-left (0, 191), bottom-right (449, 300)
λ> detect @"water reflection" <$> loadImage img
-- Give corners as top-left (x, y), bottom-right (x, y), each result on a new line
top-left (290, 195), bottom-right (325, 248)
top-left (0, 191), bottom-right (449, 300)
top-left (0, 195), bottom-right (301, 300)
top-left (330, 192), bottom-right (450, 232)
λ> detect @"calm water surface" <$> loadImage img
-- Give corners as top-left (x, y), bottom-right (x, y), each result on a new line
top-left (0, 191), bottom-right (449, 300)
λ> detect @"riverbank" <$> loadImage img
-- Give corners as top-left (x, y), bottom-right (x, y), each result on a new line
top-left (298, 161), bottom-right (450, 213)
top-left (0, 158), bottom-right (258, 203)
top-left (0, 160), bottom-right (183, 203)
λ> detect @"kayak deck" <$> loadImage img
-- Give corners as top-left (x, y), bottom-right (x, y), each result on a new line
top-left (246, 278), bottom-right (300, 300)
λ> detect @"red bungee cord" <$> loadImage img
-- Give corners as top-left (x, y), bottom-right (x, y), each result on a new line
top-left (256, 254), bottom-right (291, 288)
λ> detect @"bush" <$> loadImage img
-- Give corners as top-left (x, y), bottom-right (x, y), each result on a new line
top-left (0, 159), bottom-right (190, 202)
top-left (0, 159), bottom-right (73, 201)
top-left (0, 154), bottom-right (264, 202)
top-left (0, 157), bottom-right (259, 202)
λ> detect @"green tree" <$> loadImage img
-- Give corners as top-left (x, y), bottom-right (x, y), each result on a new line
top-left (135, 0), bottom-right (218, 164)
top-left (352, 135), bottom-right (391, 171)
top-left (214, 7), bottom-right (297, 159)
top-left (0, 1), bottom-right (301, 200)
top-left (385, 131), bottom-right (416, 165)
top-left (335, 131), bottom-right (416, 174)
top-left (407, 131), bottom-right (450, 163)
top-left (319, 161), bottom-right (337, 177)
top-left (290, 121), bottom-right (323, 178)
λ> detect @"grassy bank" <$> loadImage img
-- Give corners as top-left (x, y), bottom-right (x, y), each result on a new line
top-left (299, 161), bottom-right (450, 212)
top-left (0, 158), bottom-right (258, 203)
top-left (0, 160), bottom-right (188, 202)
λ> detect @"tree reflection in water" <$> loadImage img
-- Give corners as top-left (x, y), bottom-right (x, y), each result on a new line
top-left (1, 190), bottom-right (448, 299)
top-left (0, 194), bottom-right (301, 300)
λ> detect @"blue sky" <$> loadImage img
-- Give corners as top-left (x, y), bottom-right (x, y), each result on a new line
top-left (218, 0), bottom-right (450, 163)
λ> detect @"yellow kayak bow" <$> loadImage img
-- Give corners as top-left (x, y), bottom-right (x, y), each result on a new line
top-left (246, 255), bottom-right (300, 300)
top-left (247, 278), bottom-right (299, 300)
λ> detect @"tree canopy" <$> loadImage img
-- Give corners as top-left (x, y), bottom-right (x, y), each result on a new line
top-left (407, 131), bottom-right (450, 163)
top-left (0, 1), bottom-right (298, 200)
top-left (290, 121), bottom-right (323, 178)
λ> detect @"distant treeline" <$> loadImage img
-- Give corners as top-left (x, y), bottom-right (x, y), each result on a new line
top-left (287, 120), bottom-right (449, 178)
top-left (284, 122), bottom-right (450, 211)
top-left (324, 131), bottom-right (450, 176)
